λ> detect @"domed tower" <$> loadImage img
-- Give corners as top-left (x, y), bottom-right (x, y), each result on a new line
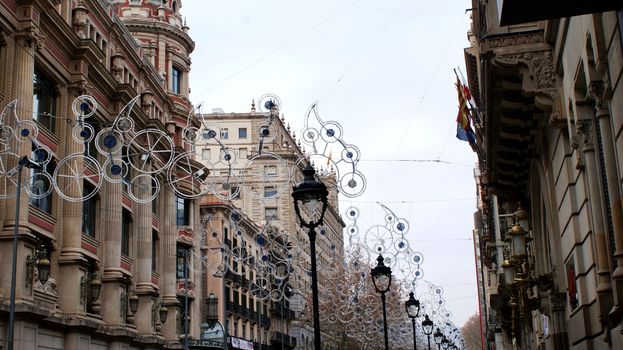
top-left (111, 0), bottom-right (194, 103)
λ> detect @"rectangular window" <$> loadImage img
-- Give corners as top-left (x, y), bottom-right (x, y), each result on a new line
top-left (264, 165), bottom-right (277, 176)
top-left (83, 121), bottom-right (98, 158)
top-left (121, 210), bottom-right (131, 256)
top-left (238, 127), bottom-right (247, 139)
top-left (264, 186), bottom-right (277, 198)
top-left (201, 148), bottom-right (211, 160)
top-left (221, 128), bottom-right (229, 139)
top-left (265, 207), bottom-right (278, 221)
top-left (176, 246), bottom-right (189, 279)
top-left (172, 66), bottom-right (181, 94)
top-left (152, 230), bottom-right (158, 271)
top-left (239, 148), bottom-right (248, 159)
top-left (178, 297), bottom-right (190, 336)
top-left (29, 149), bottom-right (54, 214)
top-left (33, 69), bottom-right (57, 131)
top-left (231, 186), bottom-right (241, 199)
top-left (176, 196), bottom-right (190, 227)
top-left (152, 179), bottom-right (158, 215)
top-left (82, 182), bottom-right (97, 236)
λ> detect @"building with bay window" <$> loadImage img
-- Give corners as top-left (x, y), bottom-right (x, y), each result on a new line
top-left (0, 0), bottom-right (204, 349)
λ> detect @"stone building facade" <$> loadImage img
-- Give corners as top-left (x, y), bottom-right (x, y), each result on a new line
top-left (468, 1), bottom-right (623, 349)
top-left (195, 107), bottom-right (345, 349)
top-left (0, 0), bottom-right (204, 349)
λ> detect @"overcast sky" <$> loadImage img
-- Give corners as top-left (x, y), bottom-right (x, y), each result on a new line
top-left (183, 0), bottom-right (478, 327)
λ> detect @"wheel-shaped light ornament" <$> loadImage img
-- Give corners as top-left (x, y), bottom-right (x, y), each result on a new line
top-left (26, 171), bottom-right (53, 199)
top-left (102, 157), bottom-right (128, 183)
top-left (15, 120), bottom-right (38, 143)
top-left (126, 129), bottom-right (174, 174)
top-left (53, 153), bottom-right (102, 202)
top-left (0, 151), bottom-right (20, 199)
top-left (0, 125), bottom-right (14, 144)
top-left (168, 152), bottom-right (212, 199)
top-left (95, 127), bottom-right (124, 156)
top-left (339, 170), bottom-right (366, 198)
top-left (72, 95), bottom-right (98, 119)
top-left (126, 174), bottom-right (159, 203)
top-left (365, 225), bottom-right (394, 254)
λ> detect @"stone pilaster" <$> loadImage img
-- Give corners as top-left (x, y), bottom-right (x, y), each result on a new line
top-left (572, 117), bottom-right (613, 321)
top-left (100, 179), bottom-right (124, 325)
top-left (160, 184), bottom-right (178, 340)
top-left (589, 82), bottom-right (623, 311)
top-left (134, 170), bottom-right (155, 333)
top-left (0, 24), bottom-right (38, 303)
top-left (57, 87), bottom-right (87, 315)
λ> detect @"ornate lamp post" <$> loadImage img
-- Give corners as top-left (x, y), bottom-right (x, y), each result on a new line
top-left (292, 164), bottom-right (329, 350)
top-left (371, 255), bottom-right (392, 350)
top-left (441, 335), bottom-right (449, 350)
top-left (405, 292), bottom-right (421, 350)
top-left (433, 328), bottom-right (444, 350)
top-left (421, 314), bottom-right (434, 350)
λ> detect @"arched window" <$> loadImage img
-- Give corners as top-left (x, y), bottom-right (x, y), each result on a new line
top-left (172, 1), bottom-right (178, 13)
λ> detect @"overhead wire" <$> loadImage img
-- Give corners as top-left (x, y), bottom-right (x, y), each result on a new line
top-left (369, 10), bottom-right (471, 198)
top-left (190, 0), bottom-right (365, 101)
top-left (319, 0), bottom-right (411, 102)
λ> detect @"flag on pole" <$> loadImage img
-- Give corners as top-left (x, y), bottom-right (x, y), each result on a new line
top-left (455, 76), bottom-right (476, 144)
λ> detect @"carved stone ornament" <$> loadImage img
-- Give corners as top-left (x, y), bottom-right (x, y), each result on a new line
top-left (15, 27), bottom-right (45, 51)
top-left (497, 50), bottom-right (557, 89)
top-left (571, 119), bottom-right (593, 169)
top-left (111, 52), bottom-right (125, 84)
top-left (72, 2), bottom-right (90, 39)
top-left (488, 33), bottom-right (544, 48)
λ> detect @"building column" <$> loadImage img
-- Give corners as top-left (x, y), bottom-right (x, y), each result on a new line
top-left (161, 186), bottom-right (178, 340)
top-left (589, 82), bottom-right (623, 310)
top-left (573, 117), bottom-right (613, 321)
top-left (134, 172), bottom-right (155, 333)
top-left (100, 179), bottom-right (124, 325)
top-left (57, 86), bottom-right (88, 315)
top-left (0, 21), bottom-right (37, 315)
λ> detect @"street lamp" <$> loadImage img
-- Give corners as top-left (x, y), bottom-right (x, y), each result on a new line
top-left (421, 314), bottom-right (434, 350)
top-left (292, 164), bottom-right (328, 350)
top-left (441, 335), bottom-right (449, 350)
top-left (405, 292), bottom-right (420, 350)
top-left (433, 328), bottom-right (444, 350)
top-left (371, 254), bottom-right (392, 350)
top-left (8, 155), bottom-right (44, 350)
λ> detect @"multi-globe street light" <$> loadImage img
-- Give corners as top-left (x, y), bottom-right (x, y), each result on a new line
top-left (371, 254), bottom-right (392, 350)
top-left (292, 164), bottom-right (329, 350)
top-left (421, 314), bottom-right (434, 350)
top-left (405, 292), bottom-right (421, 350)
top-left (433, 327), bottom-right (444, 350)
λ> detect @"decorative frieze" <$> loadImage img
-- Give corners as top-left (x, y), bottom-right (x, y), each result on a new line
top-left (488, 33), bottom-right (544, 48)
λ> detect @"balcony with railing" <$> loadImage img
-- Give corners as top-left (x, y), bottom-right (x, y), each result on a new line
top-left (271, 331), bottom-right (296, 349)
top-left (271, 301), bottom-right (296, 320)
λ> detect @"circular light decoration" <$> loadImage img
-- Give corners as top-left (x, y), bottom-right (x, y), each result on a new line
top-left (53, 153), bottom-right (102, 202)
